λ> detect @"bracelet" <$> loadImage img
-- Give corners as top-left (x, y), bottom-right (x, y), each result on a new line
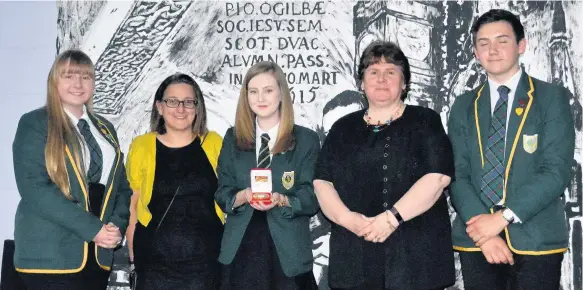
top-left (390, 206), bottom-right (404, 225)
top-left (277, 195), bottom-right (288, 207)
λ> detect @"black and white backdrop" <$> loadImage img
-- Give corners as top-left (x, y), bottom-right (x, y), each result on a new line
top-left (56, 1), bottom-right (582, 289)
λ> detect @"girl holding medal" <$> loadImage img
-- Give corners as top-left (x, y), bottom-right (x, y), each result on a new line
top-left (215, 61), bottom-right (320, 290)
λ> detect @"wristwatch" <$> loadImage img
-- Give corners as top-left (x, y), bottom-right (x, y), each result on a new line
top-left (493, 205), bottom-right (515, 223)
top-left (389, 207), bottom-right (404, 225)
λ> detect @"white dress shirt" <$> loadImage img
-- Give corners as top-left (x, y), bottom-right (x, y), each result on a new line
top-left (487, 68), bottom-right (523, 223)
top-left (65, 106), bottom-right (115, 185)
top-left (255, 118), bottom-right (279, 164)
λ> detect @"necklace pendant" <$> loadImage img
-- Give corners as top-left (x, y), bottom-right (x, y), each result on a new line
top-left (373, 127), bottom-right (380, 133)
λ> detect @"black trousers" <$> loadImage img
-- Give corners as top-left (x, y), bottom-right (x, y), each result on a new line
top-left (459, 251), bottom-right (564, 290)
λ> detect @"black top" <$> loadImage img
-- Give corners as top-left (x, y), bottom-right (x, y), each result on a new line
top-left (145, 137), bottom-right (222, 263)
top-left (314, 106), bottom-right (455, 289)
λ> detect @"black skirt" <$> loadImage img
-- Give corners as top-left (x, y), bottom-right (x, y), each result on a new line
top-left (220, 210), bottom-right (318, 290)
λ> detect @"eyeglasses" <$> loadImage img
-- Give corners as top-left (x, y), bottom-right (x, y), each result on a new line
top-left (162, 98), bottom-right (198, 109)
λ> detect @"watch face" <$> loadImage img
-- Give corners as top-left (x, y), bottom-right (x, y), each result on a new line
top-left (503, 209), bottom-right (514, 222)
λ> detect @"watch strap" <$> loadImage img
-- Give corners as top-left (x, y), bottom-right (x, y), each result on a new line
top-left (390, 207), bottom-right (404, 225)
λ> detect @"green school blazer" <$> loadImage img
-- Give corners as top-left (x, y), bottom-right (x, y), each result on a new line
top-left (448, 72), bottom-right (575, 255)
top-left (12, 107), bottom-right (131, 273)
top-left (215, 125), bottom-right (320, 277)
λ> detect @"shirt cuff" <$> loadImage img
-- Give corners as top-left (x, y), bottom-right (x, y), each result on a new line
top-left (229, 193), bottom-right (247, 215)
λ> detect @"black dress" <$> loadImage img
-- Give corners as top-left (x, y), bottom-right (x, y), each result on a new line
top-left (314, 106), bottom-right (456, 290)
top-left (133, 138), bottom-right (223, 290)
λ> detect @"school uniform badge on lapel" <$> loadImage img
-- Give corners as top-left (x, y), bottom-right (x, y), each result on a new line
top-left (522, 134), bottom-right (538, 154)
top-left (282, 171), bottom-right (295, 190)
top-left (515, 99), bottom-right (527, 116)
top-left (103, 129), bottom-right (116, 144)
top-left (98, 125), bottom-right (117, 146)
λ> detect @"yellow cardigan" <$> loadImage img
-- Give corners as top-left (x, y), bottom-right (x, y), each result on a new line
top-left (126, 131), bottom-right (225, 226)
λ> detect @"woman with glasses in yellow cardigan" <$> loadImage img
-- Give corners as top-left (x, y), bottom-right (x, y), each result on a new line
top-left (125, 73), bottom-right (225, 290)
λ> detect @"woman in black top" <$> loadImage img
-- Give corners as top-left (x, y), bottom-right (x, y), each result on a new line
top-left (126, 74), bottom-right (224, 290)
top-left (314, 41), bottom-right (455, 290)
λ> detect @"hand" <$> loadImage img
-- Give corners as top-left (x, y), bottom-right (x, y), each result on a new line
top-left (271, 192), bottom-right (289, 207)
top-left (339, 211), bottom-right (373, 236)
top-left (480, 236), bottom-right (514, 265)
top-left (93, 224), bottom-right (122, 249)
top-left (249, 192), bottom-right (279, 211)
top-left (233, 188), bottom-right (253, 208)
top-left (106, 222), bottom-right (119, 231)
top-left (466, 212), bottom-right (509, 246)
top-left (106, 222), bottom-right (121, 241)
top-left (357, 212), bottom-right (397, 243)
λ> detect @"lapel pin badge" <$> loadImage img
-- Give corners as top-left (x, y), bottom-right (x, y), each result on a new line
top-left (516, 99), bottom-right (527, 116)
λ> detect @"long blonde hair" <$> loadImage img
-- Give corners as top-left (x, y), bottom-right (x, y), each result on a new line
top-left (45, 50), bottom-right (95, 199)
top-left (234, 61), bottom-right (295, 154)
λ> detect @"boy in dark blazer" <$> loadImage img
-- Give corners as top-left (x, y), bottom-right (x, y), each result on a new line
top-left (448, 9), bottom-right (575, 290)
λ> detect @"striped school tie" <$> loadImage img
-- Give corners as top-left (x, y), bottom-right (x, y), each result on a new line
top-left (77, 119), bottom-right (103, 183)
top-left (257, 133), bottom-right (271, 168)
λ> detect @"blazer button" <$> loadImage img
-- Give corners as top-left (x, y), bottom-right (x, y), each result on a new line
top-left (383, 202), bottom-right (388, 208)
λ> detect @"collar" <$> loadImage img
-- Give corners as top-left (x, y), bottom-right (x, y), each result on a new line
top-left (64, 105), bottom-right (90, 125)
top-left (488, 68), bottom-right (522, 94)
top-left (255, 118), bottom-right (279, 141)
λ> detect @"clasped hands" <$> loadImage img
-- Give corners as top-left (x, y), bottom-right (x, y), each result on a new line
top-left (466, 211), bottom-right (514, 265)
top-left (93, 222), bottom-right (123, 249)
top-left (343, 211), bottom-right (398, 243)
top-left (236, 188), bottom-right (288, 211)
